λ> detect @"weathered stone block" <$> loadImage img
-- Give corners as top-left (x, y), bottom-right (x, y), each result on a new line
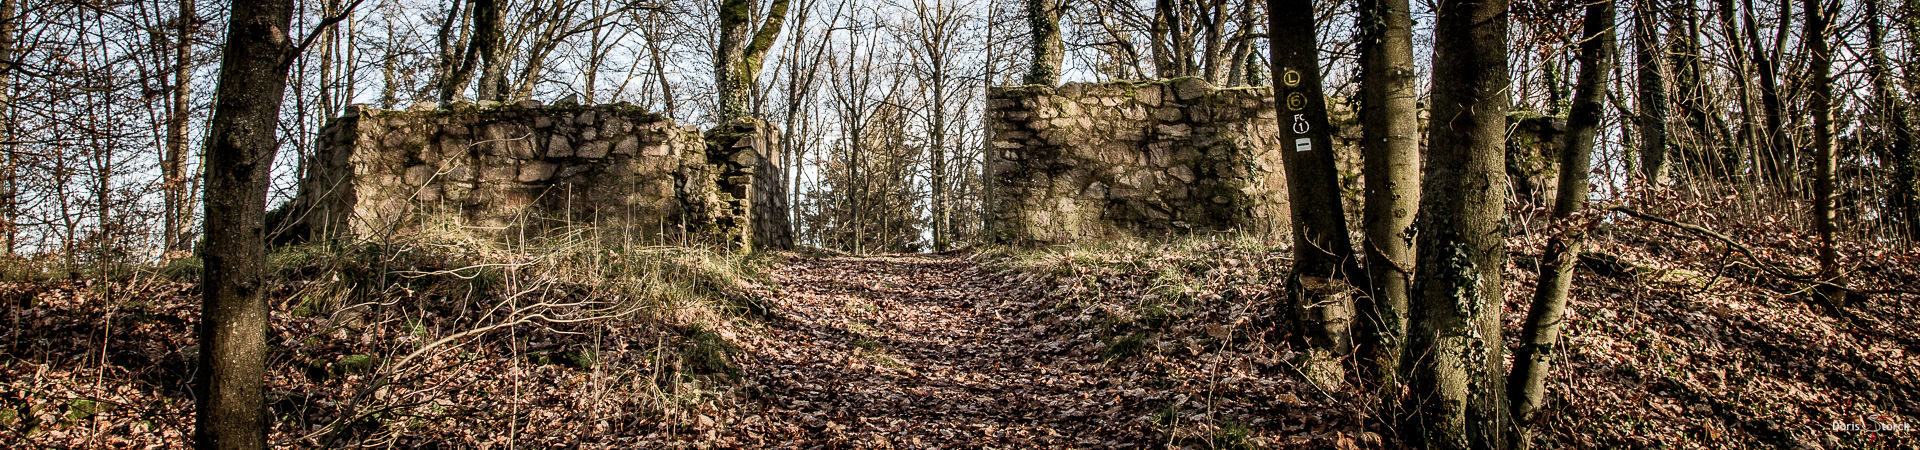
top-left (984, 80), bottom-right (1289, 244)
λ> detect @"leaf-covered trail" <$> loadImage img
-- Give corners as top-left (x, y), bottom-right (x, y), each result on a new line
top-left (728, 253), bottom-right (1123, 447)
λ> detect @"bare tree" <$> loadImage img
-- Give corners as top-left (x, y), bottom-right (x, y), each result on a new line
top-left (1509, 0), bottom-right (1616, 443)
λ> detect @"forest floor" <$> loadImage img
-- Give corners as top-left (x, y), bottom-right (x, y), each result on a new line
top-left (3, 215), bottom-right (1920, 448)
top-left (725, 253), bottom-right (1349, 448)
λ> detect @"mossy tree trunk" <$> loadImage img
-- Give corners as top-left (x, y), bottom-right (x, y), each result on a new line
top-left (1356, 0), bottom-right (1419, 388)
top-left (198, 0), bottom-right (297, 446)
top-left (717, 0), bottom-right (792, 122)
top-left (469, 0), bottom-right (507, 101)
top-left (1508, 0), bottom-right (1614, 445)
top-left (1269, 0), bottom-right (1360, 387)
top-left (1402, 0), bottom-right (1512, 446)
top-left (1024, 0), bottom-right (1062, 86)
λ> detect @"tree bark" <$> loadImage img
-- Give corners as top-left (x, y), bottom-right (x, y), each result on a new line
top-left (1508, 0), bottom-right (1615, 444)
top-left (1270, 0), bottom-right (1360, 387)
top-left (1805, 0), bottom-right (1837, 288)
top-left (1402, 0), bottom-right (1512, 446)
top-left (717, 0), bottom-right (793, 121)
top-left (198, 1), bottom-right (296, 447)
top-left (435, 0), bottom-right (475, 103)
top-left (470, 0), bottom-right (507, 101)
top-left (162, 0), bottom-right (197, 255)
top-left (1356, 0), bottom-right (1418, 388)
top-left (1024, 0), bottom-right (1062, 85)
top-left (1744, 0), bottom-right (1794, 190)
top-left (0, 0), bottom-right (17, 255)
top-left (1635, 0), bottom-right (1670, 185)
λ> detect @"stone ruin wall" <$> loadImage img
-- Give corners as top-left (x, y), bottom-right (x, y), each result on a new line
top-left (985, 79), bottom-right (1290, 244)
top-left (287, 102), bottom-right (791, 250)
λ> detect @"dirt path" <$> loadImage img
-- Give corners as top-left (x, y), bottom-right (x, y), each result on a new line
top-left (727, 253), bottom-right (1131, 448)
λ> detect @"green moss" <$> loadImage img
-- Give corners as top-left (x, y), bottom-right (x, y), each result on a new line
top-left (1212, 418), bottom-right (1255, 450)
top-left (62, 399), bottom-right (106, 423)
top-left (682, 325), bottom-right (740, 376)
top-left (563, 348), bottom-right (598, 370)
top-left (336, 354), bottom-right (378, 376)
top-left (1101, 331), bottom-right (1149, 362)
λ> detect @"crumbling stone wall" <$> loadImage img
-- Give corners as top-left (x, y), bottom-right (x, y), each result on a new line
top-left (984, 79), bottom-right (1290, 244)
top-left (288, 102), bottom-right (790, 250)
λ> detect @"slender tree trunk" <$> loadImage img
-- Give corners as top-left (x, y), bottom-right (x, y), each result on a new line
top-left (931, 68), bottom-right (950, 252)
top-left (1402, 0), bottom-right (1512, 446)
top-left (644, 9), bottom-right (676, 116)
top-left (1024, 0), bottom-right (1062, 85)
top-left (1225, 0), bottom-right (1256, 87)
top-left (1, 0), bottom-right (19, 255)
top-left (1151, 0), bottom-right (1175, 77)
top-left (1270, 0), bottom-right (1361, 388)
top-left (717, 0), bottom-right (793, 121)
top-left (1745, 0), bottom-right (1794, 191)
top-left (1805, 0), bottom-right (1838, 287)
top-left (1356, 0), bottom-right (1418, 388)
top-left (1509, 0), bottom-right (1615, 444)
top-left (1635, 0), bottom-right (1670, 185)
top-left (161, 0), bottom-right (197, 255)
top-left (435, 0), bottom-right (474, 102)
top-left (198, 1), bottom-right (296, 446)
top-left (1870, 0), bottom-right (1919, 240)
top-left (1717, 0), bottom-right (1759, 194)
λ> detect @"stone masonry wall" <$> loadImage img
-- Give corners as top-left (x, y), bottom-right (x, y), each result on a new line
top-left (287, 102), bottom-right (791, 250)
top-left (984, 79), bottom-right (1290, 244)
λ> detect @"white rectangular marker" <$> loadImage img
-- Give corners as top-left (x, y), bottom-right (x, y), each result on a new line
top-left (1295, 137), bottom-right (1312, 152)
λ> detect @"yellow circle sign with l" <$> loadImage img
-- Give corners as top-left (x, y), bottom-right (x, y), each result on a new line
top-left (1283, 69), bottom-right (1301, 87)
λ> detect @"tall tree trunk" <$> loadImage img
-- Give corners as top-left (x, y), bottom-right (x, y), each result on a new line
top-left (1871, 0), bottom-right (1919, 240)
top-left (1224, 0), bottom-right (1256, 87)
top-left (1717, 0), bottom-right (1759, 194)
top-left (0, 0), bottom-right (18, 255)
top-left (1509, 0), bottom-right (1615, 444)
top-left (1356, 0), bottom-right (1418, 388)
top-left (1200, 0), bottom-right (1228, 84)
top-left (1745, 0), bottom-right (1794, 191)
top-left (643, 8), bottom-right (676, 116)
top-left (931, 68), bottom-right (950, 252)
top-left (1402, 0), bottom-right (1512, 446)
top-left (1805, 0), bottom-right (1838, 287)
top-left (1669, 2), bottom-right (1716, 180)
top-left (198, 1), bottom-right (296, 446)
top-left (1151, 0), bottom-right (1176, 77)
top-left (1270, 0), bottom-right (1360, 388)
top-left (1024, 0), bottom-right (1062, 85)
top-left (470, 0), bottom-right (507, 101)
top-left (717, 0), bottom-right (793, 121)
top-left (162, 0), bottom-right (197, 255)
top-left (1635, 0), bottom-right (1670, 185)
top-left (435, 0), bottom-right (474, 103)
